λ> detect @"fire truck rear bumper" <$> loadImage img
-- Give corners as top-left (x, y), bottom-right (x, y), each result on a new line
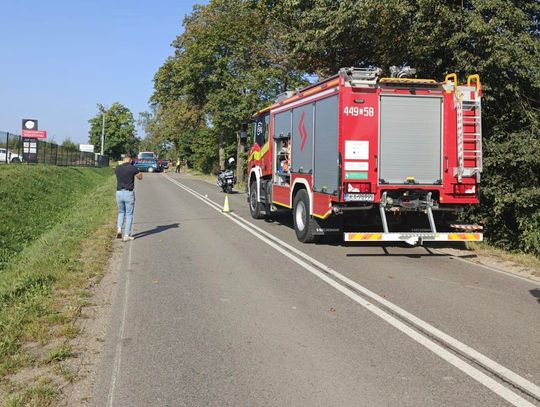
top-left (344, 232), bottom-right (483, 245)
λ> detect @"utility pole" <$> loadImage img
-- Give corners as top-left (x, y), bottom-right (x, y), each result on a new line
top-left (100, 109), bottom-right (106, 156)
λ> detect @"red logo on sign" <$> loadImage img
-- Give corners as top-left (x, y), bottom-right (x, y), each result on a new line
top-left (22, 130), bottom-right (47, 139)
top-left (299, 112), bottom-right (308, 151)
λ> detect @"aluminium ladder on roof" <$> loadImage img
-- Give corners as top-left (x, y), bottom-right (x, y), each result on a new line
top-left (454, 87), bottom-right (483, 183)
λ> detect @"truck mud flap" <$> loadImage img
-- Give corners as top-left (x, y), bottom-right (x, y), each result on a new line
top-left (313, 216), bottom-right (343, 236)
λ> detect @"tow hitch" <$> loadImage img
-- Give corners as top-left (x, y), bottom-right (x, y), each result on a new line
top-left (405, 236), bottom-right (423, 247)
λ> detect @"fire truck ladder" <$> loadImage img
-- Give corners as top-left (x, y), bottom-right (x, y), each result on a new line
top-left (455, 77), bottom-right (483, 183)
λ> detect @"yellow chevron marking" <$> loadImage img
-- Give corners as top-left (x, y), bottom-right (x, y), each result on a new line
top-left (348, 233), bottom-right (382, 241)
top-left (313, 210), bottom-right (332, 220)
top-left (261, 141), bottom-right (270, 155)
top-left (448, 233), bottom-right (481, 241)
top-left (248, 141), bottom-right (270, 162)
top-left (272, 200), bottom-right (291, 209)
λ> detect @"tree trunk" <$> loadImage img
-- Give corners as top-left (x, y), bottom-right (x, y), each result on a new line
top-left (218, 131), bottom-right (225, 171)
top-left (236, 131), bottom-right (245, 186)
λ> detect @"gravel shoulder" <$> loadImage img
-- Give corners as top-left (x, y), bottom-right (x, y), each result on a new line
top-left (61, 241), bottom-right (124, 406)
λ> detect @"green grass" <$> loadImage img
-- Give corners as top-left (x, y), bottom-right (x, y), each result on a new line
top-left (0, 165), bottom-right (113, 271)
top-left (0, 166), bottom-right (117, 404)
top-left (467, 242), bottom-right (540, 276)
top-left (44, 345), bottom-right (73, 364)
top-left (4, 385), bottom-right (58, 407)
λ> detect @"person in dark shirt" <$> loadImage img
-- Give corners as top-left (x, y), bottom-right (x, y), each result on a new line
top-left (115, 154), bottom-right (143, 241)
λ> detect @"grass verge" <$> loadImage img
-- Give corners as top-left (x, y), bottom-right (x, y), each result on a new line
top-left (466, 242), bottom-right (540, 276)
top-left (0, 169), bottom-right (116, 406)
top-left (0, 166), bottom-right (113, 271)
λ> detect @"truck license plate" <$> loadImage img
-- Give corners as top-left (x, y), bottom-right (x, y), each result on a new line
top-left (344, 193), bottom-right (374, 202)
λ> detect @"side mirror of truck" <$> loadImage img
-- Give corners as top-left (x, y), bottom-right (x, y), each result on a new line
top-left (239, 130), bottom-right (248, 144)
top-left (239, 122), bottom-right (248, 144)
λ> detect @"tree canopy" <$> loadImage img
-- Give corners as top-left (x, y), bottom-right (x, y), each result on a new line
top-left (88, 103), bottom-right (139, 160)
top-left (145, 0), bottom-right (539, 256)
top-left (61, 138), bottom-right (78, 151)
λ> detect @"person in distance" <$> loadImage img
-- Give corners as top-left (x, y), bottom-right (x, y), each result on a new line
top-left (115, 153), bottom-right (143, 241)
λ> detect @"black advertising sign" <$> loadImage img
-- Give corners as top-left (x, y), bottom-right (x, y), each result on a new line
top-left (22, 119), bottom-right (39, 163)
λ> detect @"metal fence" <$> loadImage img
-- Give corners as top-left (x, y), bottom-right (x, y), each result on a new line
top-left (0, 131), bottom-right (109, 167)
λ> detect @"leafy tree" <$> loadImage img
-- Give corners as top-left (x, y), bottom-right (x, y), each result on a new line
top-left (61, 138), bottom-right (78, 151)
top-left (139, 100), bottom-right (201, 161)
top-left (149, 0), bottom-right (307, 171)
top-left (452, 0), bottom-right (540, 255)
top-left (88, 103), bottom-right (139, 160)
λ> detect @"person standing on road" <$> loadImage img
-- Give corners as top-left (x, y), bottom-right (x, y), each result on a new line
top-left (175, 158), bottom-right (181, 173)
top-left (115, 154), bottom-right (143, 241)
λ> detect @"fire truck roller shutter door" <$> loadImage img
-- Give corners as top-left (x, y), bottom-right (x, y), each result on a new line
top-left (292, 104), bottom-right (314, 174)
top-left (274, 111), bottom-right (291, 141)
top-left (313, 95), bottom-right (339, 194)
top-left (274, 111), bottom-right (292, 181)
top-left (379, 95), bottom-right (442, 185)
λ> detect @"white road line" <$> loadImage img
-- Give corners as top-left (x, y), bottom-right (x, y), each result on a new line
top-left (165, 174), bottom-right (540, 406)
top-left (107, 241), bottom-right (133, 407)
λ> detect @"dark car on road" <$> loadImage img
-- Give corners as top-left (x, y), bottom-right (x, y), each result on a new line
top-left (160, 159), bottom-right (169, 171)
top-left (132, 159), bottom-right (160, 173)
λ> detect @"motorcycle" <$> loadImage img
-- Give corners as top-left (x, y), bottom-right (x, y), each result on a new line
top-left (217, 157), bottom-right (236, 194)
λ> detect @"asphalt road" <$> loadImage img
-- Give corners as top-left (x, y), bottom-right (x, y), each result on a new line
top-left (93, 172), bottom-right (540, 407)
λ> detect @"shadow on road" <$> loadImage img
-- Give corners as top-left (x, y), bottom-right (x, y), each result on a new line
top-left (345, 245), bottom-right (452, 258)
top-left (530, 289), bottom-right (540, 304)
top-left (133, 223), bottom-right (180, 239)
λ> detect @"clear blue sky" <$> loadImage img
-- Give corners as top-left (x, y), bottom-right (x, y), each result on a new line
top-left (0, 0), bottom-right (205, 144)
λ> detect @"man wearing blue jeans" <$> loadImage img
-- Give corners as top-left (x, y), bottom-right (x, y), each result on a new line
top-left (115, 154), bottom-right (143, 241)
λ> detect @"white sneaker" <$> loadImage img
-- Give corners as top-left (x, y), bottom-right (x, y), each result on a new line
top-left (123, 235), bottom-right (134, 242)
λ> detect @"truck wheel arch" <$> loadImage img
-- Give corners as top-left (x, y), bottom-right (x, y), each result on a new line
top-left (249, 167), bottom-right (263, 202)
top-left (291, 179), bottom-right (313, 215)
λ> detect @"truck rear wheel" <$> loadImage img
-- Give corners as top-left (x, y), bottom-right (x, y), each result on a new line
top-left (249, 181), bottom-right (264, 219)
top-left (293, 189), bottom-right (317, 243)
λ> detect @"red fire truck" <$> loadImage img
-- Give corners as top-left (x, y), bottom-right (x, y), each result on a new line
top-left (246, 67), bottom-right (483, 245)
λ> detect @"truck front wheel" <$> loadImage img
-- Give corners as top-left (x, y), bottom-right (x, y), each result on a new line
top-left (249, 181), bottom-right (265, 219)
top-left (293, 189), bottom-right (317, 243)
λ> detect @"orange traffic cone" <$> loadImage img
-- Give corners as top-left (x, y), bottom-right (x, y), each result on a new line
top-left (222, 195), bottom-right (231, 213)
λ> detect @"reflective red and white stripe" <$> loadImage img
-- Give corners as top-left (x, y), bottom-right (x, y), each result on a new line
top-left (450, 224), bottom-right (483, 231)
